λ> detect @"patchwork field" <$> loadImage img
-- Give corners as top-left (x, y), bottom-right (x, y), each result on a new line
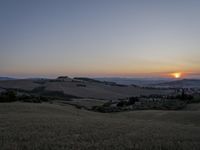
top-left (0, 102), bottom-right (200, 150)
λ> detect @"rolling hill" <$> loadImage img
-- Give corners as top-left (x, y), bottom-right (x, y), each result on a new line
top-left (0, 77), bottom-right (16, 81)
top-left (0, 77), bottom-right (173, 100)
top-left (152, 79), bottom-right (200, 88)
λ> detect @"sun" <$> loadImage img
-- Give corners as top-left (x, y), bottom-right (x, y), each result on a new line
top-left (172, 72), bottom-right (182, 79)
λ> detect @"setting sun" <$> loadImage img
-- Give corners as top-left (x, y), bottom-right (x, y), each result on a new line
top-left (172, 72), bottom-right (182, 79)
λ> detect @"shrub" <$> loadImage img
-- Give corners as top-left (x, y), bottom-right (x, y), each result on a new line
top-left (189, 95), bottom-right (200, 103)
top-left (117, 101), bottom-right (128, 107)
top-left (0, 91), bottom-right (17, 102)
top-left (19, 95), bottom-right (42, 103)
top-left (128, 97), bottom-right (139, 105)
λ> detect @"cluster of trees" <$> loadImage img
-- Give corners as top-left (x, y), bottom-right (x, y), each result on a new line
top-left (0, 90), bottom-right (49, 103)
top-left (19, 95), bottom-right (49, 103)
top-left (92, 92), bottom-right (199, 113)
top-left (0, 91), bottom-right (17, 102)
top-left (0, 87), bottom-right (78, 103)
top-left (117, 97), bottom-right (139, 107)
top-left (92, 99), bottom-right (187, 113)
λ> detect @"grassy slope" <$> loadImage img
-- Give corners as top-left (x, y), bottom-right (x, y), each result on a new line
top-left (0, 79), bottom-right (172, 100)
top-left (0, 103), bottom-right (200, 150)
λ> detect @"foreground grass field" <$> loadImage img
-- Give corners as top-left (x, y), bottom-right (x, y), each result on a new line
top-left (0, 102), bottom-right (200, 150)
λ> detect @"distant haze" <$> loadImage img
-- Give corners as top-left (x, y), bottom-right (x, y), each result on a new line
top-left (0, 0), bottom-right (200, 78)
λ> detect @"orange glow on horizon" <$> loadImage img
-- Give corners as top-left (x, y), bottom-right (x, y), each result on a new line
top-left (171, 72), bottom-right (182, 79)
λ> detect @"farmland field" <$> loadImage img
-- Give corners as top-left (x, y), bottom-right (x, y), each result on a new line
top-left (0, 102), bottom-right (200, 150)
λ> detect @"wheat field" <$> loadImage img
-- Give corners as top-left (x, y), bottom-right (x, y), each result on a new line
top-left (0, 102), bottom-right (200, 150)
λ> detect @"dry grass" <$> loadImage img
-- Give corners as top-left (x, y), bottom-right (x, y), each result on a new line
top-left (0, 102), bottom-right (200, 150)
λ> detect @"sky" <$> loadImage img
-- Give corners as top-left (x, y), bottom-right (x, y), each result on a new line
top-left (0, 0), bottom-right (200, 78)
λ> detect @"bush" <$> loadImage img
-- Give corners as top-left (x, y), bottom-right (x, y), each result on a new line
top-left (189, 96), bottom-right (200, 103)
top-left (19, 95), bottom-right (42, 103)
top-left (0, 91), bottom-right (17, 102)
top-left (117, 101), bottom-right (129, 107)
top-left (128, 97), bottom-right (139, 105)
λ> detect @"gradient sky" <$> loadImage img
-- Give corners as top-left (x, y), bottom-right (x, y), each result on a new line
top-left (0, 0), bottom-right (200, 78)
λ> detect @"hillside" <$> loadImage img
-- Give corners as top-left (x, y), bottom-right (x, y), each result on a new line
top-left (0, 102), bottom-right (200, 150)
top-left (0, 77), bottom-right (16, 81)
top-left (0, 77), bottom-right (173, 100)
top-left (96, 77), bottom-right (173, 86)
top-left (152, 79), bottom-right (200, 88)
